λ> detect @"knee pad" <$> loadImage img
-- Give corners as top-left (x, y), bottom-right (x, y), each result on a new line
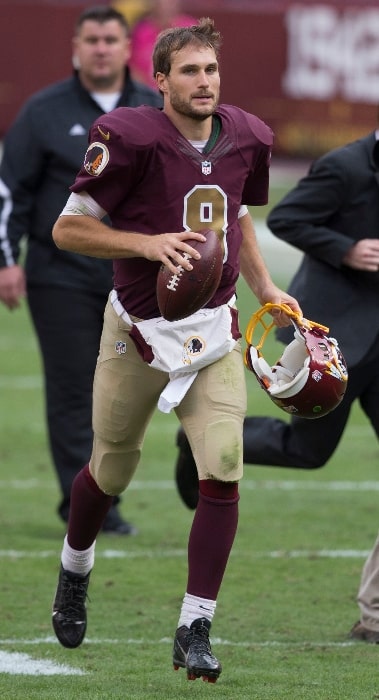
top-left (90, 444), bottom-right (141, 495)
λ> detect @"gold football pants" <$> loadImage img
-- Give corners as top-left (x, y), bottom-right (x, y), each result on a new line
top-left (89, 297), bottom-right (247, 495)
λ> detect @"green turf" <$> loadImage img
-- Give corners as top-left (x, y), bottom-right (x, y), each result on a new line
top-left (1, 195), bottom-right (378, 697)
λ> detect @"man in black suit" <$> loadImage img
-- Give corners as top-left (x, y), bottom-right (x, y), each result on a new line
top-left (0, 5), bottom-right (162, 533)
top-left (174, 129), bottom-right (379, 642)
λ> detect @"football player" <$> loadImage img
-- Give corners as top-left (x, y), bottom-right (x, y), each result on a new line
top-left (50, 17), bottom-right (301, 681)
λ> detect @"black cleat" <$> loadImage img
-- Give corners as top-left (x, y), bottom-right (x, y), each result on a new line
top-left (175, 428), bottom-right (199, 510)
top-left (173, 617), bottom-right (222, 682)
top-left (52, 565), bottom-right (90, 648)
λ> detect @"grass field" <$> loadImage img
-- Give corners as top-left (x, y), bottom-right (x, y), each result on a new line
top-left (1, 177), bottom-right (379, 698)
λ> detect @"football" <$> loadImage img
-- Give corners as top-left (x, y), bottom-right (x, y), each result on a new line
top-left (156, 228), bottom-right (223, 322)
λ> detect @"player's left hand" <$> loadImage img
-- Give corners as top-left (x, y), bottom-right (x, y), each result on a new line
top-left (258, 285), bottom-right (302, 327)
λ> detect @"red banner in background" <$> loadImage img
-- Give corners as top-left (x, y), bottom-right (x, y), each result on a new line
top-left (1, 1), bottom-right (378, 157)
top-left (184, 1), bottom-right (379, 156)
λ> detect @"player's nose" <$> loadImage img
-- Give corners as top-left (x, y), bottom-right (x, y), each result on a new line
top-left (197, 70), bottom-right (210, 86)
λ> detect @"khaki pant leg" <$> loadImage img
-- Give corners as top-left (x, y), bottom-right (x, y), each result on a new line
top-left (357, 531), bottom-right (379, 630)
top-left (89, 299), bottom-right (168, 495)
top-left (175, 341), bottom-right (247, 482)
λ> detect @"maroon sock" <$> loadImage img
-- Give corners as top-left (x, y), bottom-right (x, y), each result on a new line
top-left (186, 479), bottom-right (239, 599)
top-left (67, 464), bottom-right (113, 550)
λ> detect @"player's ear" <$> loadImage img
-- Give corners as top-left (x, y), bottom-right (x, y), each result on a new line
top-left (156, 72), bottom-right (168, 93)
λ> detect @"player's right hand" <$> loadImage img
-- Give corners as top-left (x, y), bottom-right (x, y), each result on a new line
top-left (141, 231), bottom-right (205, 275)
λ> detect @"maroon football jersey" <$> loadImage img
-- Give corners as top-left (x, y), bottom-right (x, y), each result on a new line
top-left (71, 105), bottom-right (273, 319)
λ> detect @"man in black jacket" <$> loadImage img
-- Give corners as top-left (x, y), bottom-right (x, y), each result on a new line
top-left (174, 130), bottom-right (379, 640)
top-left (0, 5), bottom-right (162, 533)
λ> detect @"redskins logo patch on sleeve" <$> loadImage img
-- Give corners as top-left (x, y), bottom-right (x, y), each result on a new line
top-left (84, 141), bottom-right (109, 176)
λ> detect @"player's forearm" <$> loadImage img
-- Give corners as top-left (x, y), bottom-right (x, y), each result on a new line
top-left (240, 254), bottom-right (276, 302)
top-left (52, 215), bottom-right (150, 259)
top-left (52, 215), bottom-right (203, 274)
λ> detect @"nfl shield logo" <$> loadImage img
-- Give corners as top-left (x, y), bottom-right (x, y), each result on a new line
top-left (201, 160), bottom-right (212, 175)
top-left (115, 340), bottom-right (126, 355)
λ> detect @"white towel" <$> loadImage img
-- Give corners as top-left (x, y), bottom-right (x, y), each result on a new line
top-left (157, 372), bottom-right (198, 413)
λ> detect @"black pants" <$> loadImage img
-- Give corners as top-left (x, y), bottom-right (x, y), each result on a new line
top-left (243, 342), bottom-right (379, 468)
top-left (27, 286), bottom-right (120, 518)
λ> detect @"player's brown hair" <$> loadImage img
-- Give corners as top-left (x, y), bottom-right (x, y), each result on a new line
top-left (75, 5), bottom-right (129, 34)
top-left (152, 17), bottom-right (222, 78)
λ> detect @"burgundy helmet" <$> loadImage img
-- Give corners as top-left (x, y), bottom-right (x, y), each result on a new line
top-left (244, 304), bottom-right (348, 419)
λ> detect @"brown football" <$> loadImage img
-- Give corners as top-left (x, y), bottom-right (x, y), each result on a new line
top-left (156, 229), bottom-right (223, 322)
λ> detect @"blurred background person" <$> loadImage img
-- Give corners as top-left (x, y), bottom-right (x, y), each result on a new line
top-left (0, 5), bottom-right (162, 534)
top-left (129, 0), bottom-right (197, 88)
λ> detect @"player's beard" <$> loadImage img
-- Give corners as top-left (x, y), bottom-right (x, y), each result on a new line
top-left (169, 89), bottom-right (218, 121)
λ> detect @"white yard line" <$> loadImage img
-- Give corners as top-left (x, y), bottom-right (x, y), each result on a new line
top-left (0, 477), bottom-right (377, 491)
top-left (0, 650), bottom-right (85, 675)
top-left (0, 639), bottom-right (357, 677)
top-left (0, 637), bottom-right (357, 650)
top-left (0, 548), bottom-right (371, 560)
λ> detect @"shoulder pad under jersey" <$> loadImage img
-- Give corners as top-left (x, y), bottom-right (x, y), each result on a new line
top-left (217, 104), bottom-right (274, 146)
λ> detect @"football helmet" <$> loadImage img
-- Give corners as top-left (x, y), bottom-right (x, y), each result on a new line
top-left (244, 303), bottom-right (348, 419)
